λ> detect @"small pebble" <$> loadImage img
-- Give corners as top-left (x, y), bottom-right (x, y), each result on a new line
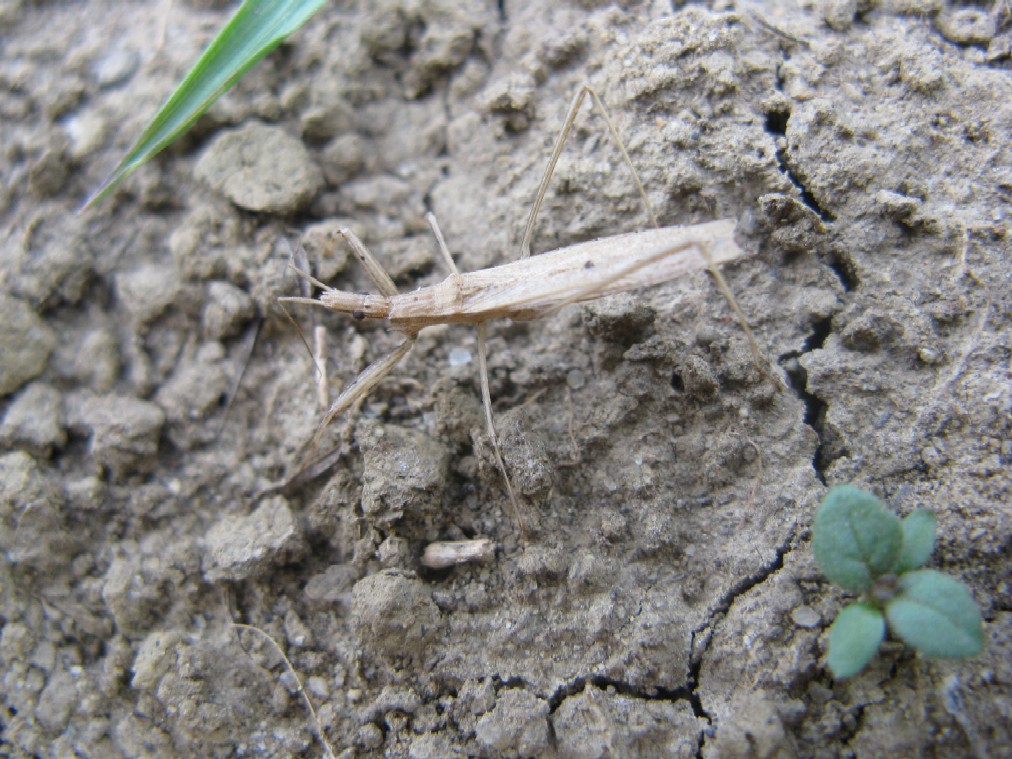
top-left (0, 383), bottom-right (66, 454)
top-left (448, 346), bottom-right (472, 367)
top-left (936, 9), bottom-right (996, 46)
top-left (91, 46), bottom-right (139, 88)
top-left (202, 497), bottom-right (306, 581)
top-left (566, 368), bottom-right (585, 390)
top-left (114, 264), bottom-right (181, 326)
top-left (791, 605), bottom-right (821, 628)
top-left (195, 122), bottom-right (323, 213)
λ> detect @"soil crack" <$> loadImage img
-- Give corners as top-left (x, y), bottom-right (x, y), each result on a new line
top-left (691, 529), bottom-right (796, 755)
top-left (765, 61), bottom-right (835, 222)
top-left (780, 316), bottom-right (833, 483)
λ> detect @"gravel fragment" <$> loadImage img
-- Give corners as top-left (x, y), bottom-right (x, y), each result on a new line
top-left (300, 219), bottom-right (352, 282)
top-left (791, 605), bottom-right (822, 628)
top-left (304, 563), bottom-right (358, 605)
top-left (153, 342), bottom-right (230, 449)
top-left (91, 44), bottom-right (139, 88)
top-left (935, 9), bottom-right (996, 46)
top-left (0, 451), bottom-right (71, 568)
top-left (131, 630), bottom-right (184, 690)
top-left (102, 546), bottom-right (172, 633)
top-left (360, 424), bottom-right (451, 525)
top-left (34, 668), bottom-right (75, 733)
top-left (350, 570), bottom-right (442, 656)
top-left (52, 327), bottom-right (119, 393)
top-left (553, 685), bottom-right (702, 759)
top-left (201, 281), bottom-right (255, 340)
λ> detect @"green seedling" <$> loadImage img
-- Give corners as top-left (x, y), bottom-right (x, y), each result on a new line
top-left (86, 0), bottom-right (327, 209)
top-left (813, 484), bottom-right (983, 678)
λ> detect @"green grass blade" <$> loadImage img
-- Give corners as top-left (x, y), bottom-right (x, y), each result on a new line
top-left (84, 0), bottom-right (329, 210)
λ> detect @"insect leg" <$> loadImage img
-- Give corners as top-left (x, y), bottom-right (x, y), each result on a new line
top-left (338, 228), bottom-right (399, 297)
top-left (696, 242), bottom-right (785, 389)
top-left (477, 322), bottom-right (526, 546)
top-left (425, 212), bottom-right (460, 275)
top-left (427, 212), bottom-right (525, 542)
top-left (520, 84), bottom-right (658, 258)
top-left (310, 333), bottom-right (419, 448)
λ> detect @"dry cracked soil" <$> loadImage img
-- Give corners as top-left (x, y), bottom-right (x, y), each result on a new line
top-left (1, 0), bottom-right (1010, 757)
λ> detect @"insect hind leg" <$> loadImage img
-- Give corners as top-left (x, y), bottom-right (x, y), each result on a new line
top-left (520, 84), bottom-right (658, 258)
top-left (697, 241), bottom-right (785, 390)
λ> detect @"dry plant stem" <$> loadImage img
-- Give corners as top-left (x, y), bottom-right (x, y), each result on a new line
top-left (313, 324), bottom-right (328, 408)
top-left (421, 538), bottom-right (496, 569)
top-left (563, 385), bottom-right (581, 466)
top-left (232, 623), bottom-right (336, 759)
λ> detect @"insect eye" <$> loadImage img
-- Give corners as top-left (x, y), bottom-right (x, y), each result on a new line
top-left (352, 310), bottom-right (365, 321)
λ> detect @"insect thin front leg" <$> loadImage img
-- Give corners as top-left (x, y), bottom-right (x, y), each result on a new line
top-left (310, 333), bottom-right (418, 448)
top-left (425, 212), bottom-right (460, 275)
top-left (520, 84), bottom-right (658, 258)
top-left (337, 227), bottom-right (399, 297)
top-left (477, 322), bottom-right (526, 545)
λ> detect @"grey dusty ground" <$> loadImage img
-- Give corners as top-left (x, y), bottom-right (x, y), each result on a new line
top-left (1, 1), bottom-right (1010, 757)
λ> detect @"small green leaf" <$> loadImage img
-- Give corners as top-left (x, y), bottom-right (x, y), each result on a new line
top-left (813, 485), bottom-right (902, 592)
top-left (85, 0), bottom-right (329, 209)
top-left (827, 602), bottom-right (886, 678)
top-left (895, 509), bottom-right (936, 573)
top-left (886, 570), bottom-right (983, 658)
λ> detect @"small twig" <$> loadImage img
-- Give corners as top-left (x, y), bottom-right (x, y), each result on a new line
top-left (314, 324), bottom-right (328, 409)
top-left (421, 538), bottom-right (496, 569)
top-left (744, 436), bottom-right (765, 509)
top-left (748, 10), bottom-right (811, 48)
top-left (256, 444), bottom-right (343, 499)
top-left (232, 623), bottom-right (336, 759)
top-left (558, 385), bottom-right (582, 467)
top-left (215, 317), bottom-right (262, 440)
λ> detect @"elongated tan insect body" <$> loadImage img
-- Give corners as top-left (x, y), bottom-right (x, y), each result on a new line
top-left (280, 86), bottom-right (777, 545)
top-left (317, 219), bottom-right (744, 330)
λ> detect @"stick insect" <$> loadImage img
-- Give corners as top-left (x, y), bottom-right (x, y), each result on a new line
top-left (282, 86), bottom-right (774, 537)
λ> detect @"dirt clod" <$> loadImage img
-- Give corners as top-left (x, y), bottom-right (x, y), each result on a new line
top-left (475, 688), bottom-right (551, 757)
top-left (0, 295), bottom-right (56, 396)
top-left (203, 496), bottom-right (305, 581)
top-left (195, 121), bottom-right (324, 213)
